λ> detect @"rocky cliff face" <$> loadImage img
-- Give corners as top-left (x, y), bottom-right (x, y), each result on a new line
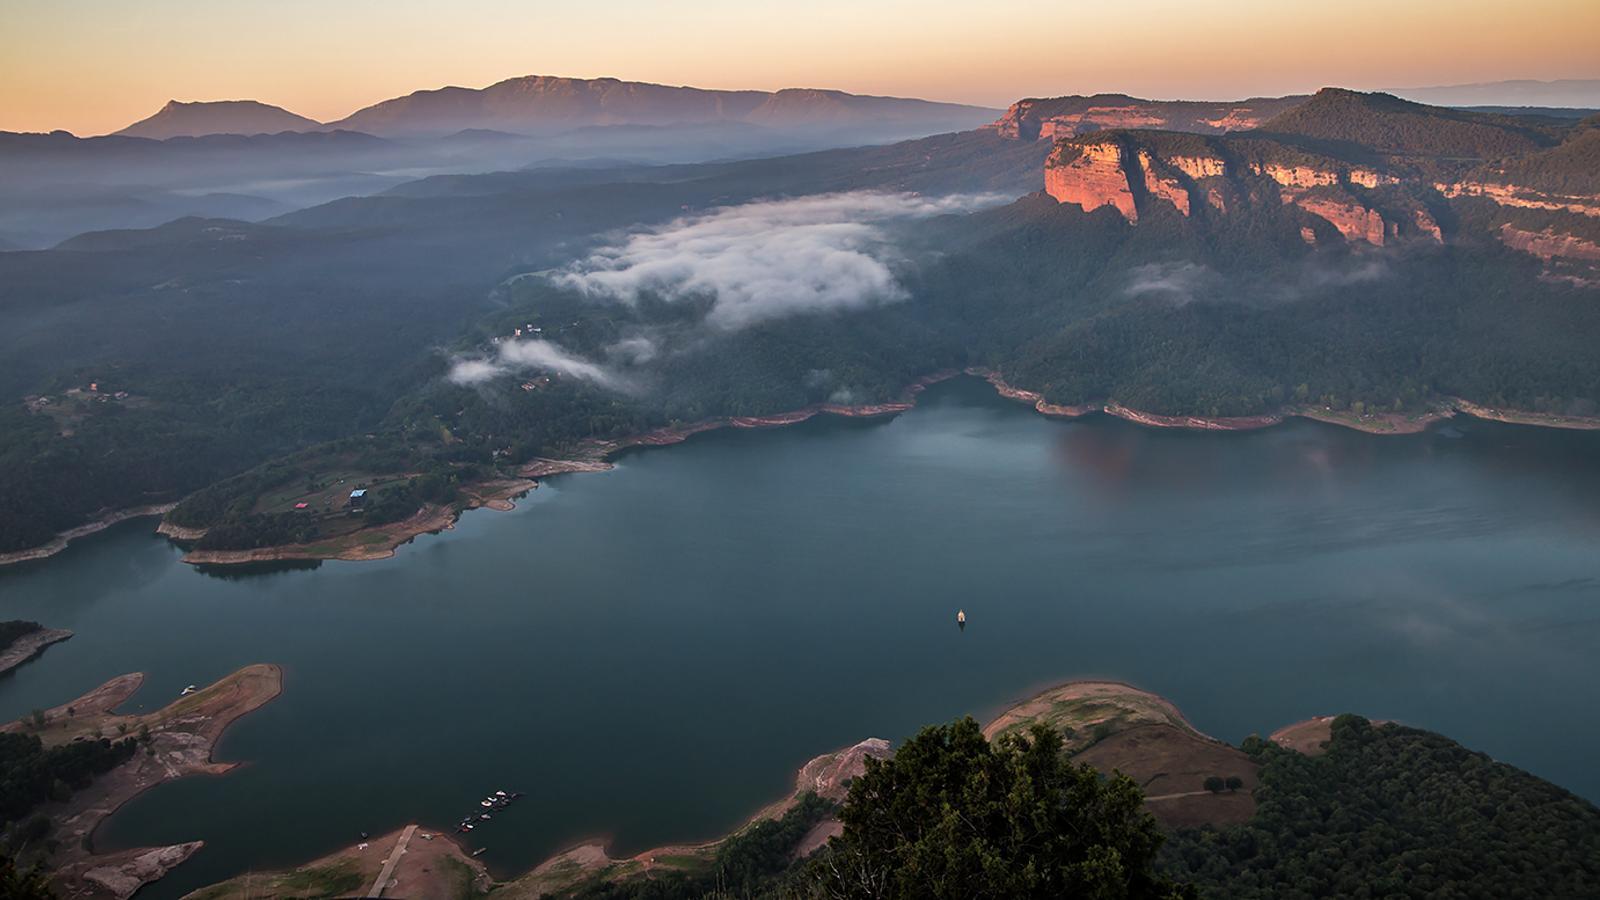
top-left (1436, 180), bottom-right (1600, 218)
top-left (1043, 130), bottom-right (1598, 274)
top-left (1498, 224), bottom-right (1600, 261)
top-left (1043, 133), bottom-right (1436, 246)
top-left (1045, 140), bottom-right (1140, 220)
top-left (1033, 88), bottom-right (1598, 272)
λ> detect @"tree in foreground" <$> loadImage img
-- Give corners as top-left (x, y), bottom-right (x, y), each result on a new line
top-left (0, 854), bottom-right (54, 899)
top-left (809, 718), bottom-right (1193, 899)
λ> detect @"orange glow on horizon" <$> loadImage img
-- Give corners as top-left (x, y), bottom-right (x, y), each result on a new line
top-left (2, 0), bottom-right (1597, 135)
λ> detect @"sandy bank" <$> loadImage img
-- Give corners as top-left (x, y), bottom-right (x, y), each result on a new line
top-left (1450, 398), bottom-right (1600, 431)
top-left (154, 520), bottom-right (208, 542)
top-left (0, 504), bottom-right (176, 568)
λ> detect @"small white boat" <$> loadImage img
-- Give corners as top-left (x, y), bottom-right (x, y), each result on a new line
top-left (480, 801), bottom-right (492, 808)
top-left (179, 684), bottom-right (197, 696)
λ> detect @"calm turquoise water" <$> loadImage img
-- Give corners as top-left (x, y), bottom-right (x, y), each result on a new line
top-left (2, 376), bottom-right (1599, 897)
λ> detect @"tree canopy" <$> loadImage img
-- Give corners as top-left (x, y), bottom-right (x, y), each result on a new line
top-left (811, 718), bottom-right (1190, 899)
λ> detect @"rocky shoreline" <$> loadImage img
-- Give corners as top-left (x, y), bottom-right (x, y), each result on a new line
top-left (1, 665), bottom-right (284, 900)
top-left (0, 627), bottom-right (73, 677)
top-left (0, 504), bottom-right (176, 569)
top-left (972, 367), bottom-right (1594, 435)
top-left (154, 368), bottom-right (1600, 568)
top-left (180, 678), bottom-right (1304, 898)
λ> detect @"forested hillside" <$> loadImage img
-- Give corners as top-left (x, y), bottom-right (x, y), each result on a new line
top-left (1161, 716), bottom-right (1600, 898)
top-left (3, 90), bottom-right (1598, 555)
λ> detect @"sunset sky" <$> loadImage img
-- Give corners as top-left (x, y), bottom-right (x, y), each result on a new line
top-left (4, 0), bottom-right (1598, 135)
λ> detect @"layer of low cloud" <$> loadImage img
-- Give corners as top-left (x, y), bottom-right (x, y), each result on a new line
top-left (555, 191), bottom-right (1004, 331)
top-left (1122, 261), bottom-right (1217, 305)
top-left (447, 338), bottom-right (626, 390)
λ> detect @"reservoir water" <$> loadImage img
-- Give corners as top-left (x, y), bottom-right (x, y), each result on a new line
top-left (2, 376), bottom-right (1599, 897)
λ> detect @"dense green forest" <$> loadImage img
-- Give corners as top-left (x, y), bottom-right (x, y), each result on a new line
top-left (0, 731), bottom-right (136, 839)
top-left (1160, 716), bottom-right (1600, 898)
top-left (804, 720), bottom-right (1187, 900)
top-left (1258, 89), bottom-right (1563, 160)
top-left (0, 728), bottom-right (138, 900)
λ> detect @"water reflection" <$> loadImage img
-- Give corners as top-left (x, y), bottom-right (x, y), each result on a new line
top-left (193, 559), bottom-right (324, 581)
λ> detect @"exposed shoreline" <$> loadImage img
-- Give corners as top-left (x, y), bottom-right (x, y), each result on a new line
top-left (1, 664), bottom-right (284, 899)
top-left (180, 678), bottom-right (1298, 897)
top-left (0, 503), bottom-right (176, 569)
top-left (174, 477), bottom-right (538, 566)
top-left (970, 367), bottom-right (1458, 434)
top-left (169, 372), bottom-right (961, 567)
top-left (0, 627), bottom-right (74, 677)
top-left (972, 367), bottom-right (1600, 434)
top-left (156, 369), bottom-right (1600, 568)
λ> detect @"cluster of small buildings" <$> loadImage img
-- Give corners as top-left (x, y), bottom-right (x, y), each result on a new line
top-left (24, 382), bottom-right (131, 412)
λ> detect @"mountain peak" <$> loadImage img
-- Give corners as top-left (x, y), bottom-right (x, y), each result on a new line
top-left (114, 99), bottom-right (321, 139)
top-left (323, 74), bottom-right (996, 137)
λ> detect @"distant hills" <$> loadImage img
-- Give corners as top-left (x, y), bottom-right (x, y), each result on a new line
top-left (322, 75), bottom-right (999, 137)
top-left (1258, 87), bottom-right (1562, 157)
top-left (87, 76), bottom-right (1600, 142)
top-left (1390, 78), bottom-right (1600, 110)
top-left (115, 99), bottom-right (321, 139)
top-left (96, 75), bottom-right (998, 140)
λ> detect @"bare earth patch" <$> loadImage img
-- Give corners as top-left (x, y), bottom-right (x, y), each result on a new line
top-left (981, 680), bottom-right (1201, 750)
top-left (1075, 725), bottom-right (1259, 827)
top-left (982, 680), bottom-right (1257, 827)
top-left (1269, 715), bottom-right (1338, 756)
top-left (184, 824), bottom-right (489, 900)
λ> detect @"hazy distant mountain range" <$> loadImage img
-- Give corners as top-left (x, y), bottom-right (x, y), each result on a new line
top-left (116, 99), bottom-right (321, 138)
top-left (96, 76), bottom-right (1600, 141)
top-left (105, 75), bottom-right (999, 140)
top-left (1388, 78), bottom-right (1600, 110)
